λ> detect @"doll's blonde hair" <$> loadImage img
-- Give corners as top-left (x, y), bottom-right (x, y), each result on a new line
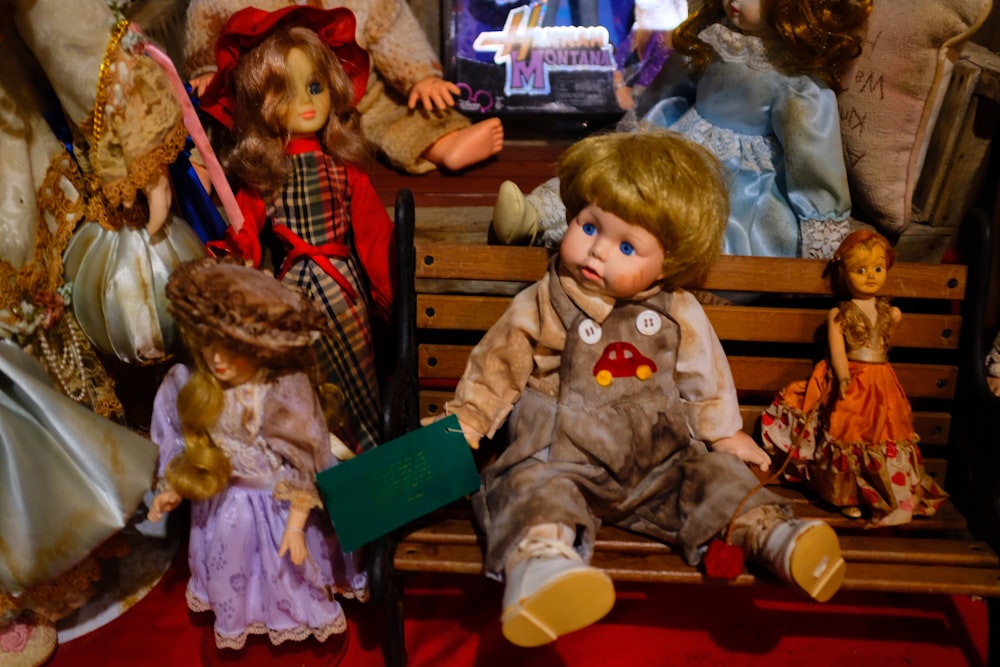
top-left (674, 0), bottom-right (872, 91)
top-left (224, 26), bottom-right (373, 192)
top-left (558, 130), bottom-right (728, 291)
top-left (163, 326), bottom-right (231, 502)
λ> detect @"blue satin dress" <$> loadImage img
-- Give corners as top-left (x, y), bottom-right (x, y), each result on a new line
top-left (645, 22), bottom-right (851, 259)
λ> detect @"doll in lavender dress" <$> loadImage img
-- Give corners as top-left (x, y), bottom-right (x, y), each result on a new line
top-left (492, 0), bottom-right (870, 261)
top-left (146, 257), bottom-right (366, 651)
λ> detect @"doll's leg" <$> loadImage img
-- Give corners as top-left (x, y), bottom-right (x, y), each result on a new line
top-left (475, 460), bottom-right (614, 646)
top-left (422, 117), bottom-right (504, 172)
top-left (357, 77), bottom-right (470, 175)
top-left (492, 180), bottom-right (540, 245)
top-left (730, 504), bottom-right (845, 602)
top-left (501, 522), bottom-right (615, 647)
top-left (491, 177), bottom-right (567, 247)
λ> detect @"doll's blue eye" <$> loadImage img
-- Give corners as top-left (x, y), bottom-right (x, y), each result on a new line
top-left (308, 82), bottom-right (323, 95)
top-left (582, 222), bottom-right (597, 236)
top-left (619, 242), bottom-right (635, 256)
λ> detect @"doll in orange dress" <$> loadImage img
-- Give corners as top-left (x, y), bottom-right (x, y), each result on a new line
top-left (760, 230), bottom-right (948, 526)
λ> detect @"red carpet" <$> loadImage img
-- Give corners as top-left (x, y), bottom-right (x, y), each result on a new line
top-left (49, 543), bottom-right (988, 667)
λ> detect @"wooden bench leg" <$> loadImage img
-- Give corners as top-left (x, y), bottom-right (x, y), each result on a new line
top-left (382, 573), bottom-right (408, 667)
top-left (988, 597), bottom-right (1000, 667)
top-left (370, 534), bottom-right (408, 667)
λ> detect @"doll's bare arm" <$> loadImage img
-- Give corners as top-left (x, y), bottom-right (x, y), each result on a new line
top-left (408, 76), bottom-right (461, 111)
top-left (189, 72), bottom-right (215, 98)
top-left (711, 431), bottom-right (771, 472)
top-left (147, 489), bottom-right (182, 522)
top-left (144, 167), bottom-right (172, 236)
top-left (827, 308), bottom-right (850, 397)
top-left (278, 506), bottom-right (310, 566)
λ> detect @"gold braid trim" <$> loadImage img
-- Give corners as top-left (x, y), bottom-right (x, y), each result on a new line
top-left (83, 18), bottom-right (130, 146)
top-left (0, 151), bottom-right (85, 313)
top-left (1, 556), bottom-right (100, 623)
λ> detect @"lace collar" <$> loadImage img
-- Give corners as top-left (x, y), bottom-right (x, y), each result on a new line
top-left (698, 21), bottom-right (792, 73)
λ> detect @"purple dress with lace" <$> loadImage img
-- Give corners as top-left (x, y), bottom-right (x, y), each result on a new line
top-left (150, 363), bottom-right (367, 649)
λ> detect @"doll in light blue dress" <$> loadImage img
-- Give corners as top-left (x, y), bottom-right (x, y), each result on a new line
top-left (492, 0), bottom-right (871, 260)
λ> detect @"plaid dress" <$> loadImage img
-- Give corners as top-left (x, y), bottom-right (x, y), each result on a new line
top-left (261, 138), bottom-right (394, 452)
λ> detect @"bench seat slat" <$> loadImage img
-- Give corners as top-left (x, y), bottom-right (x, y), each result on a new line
top-left (414, 246), bottom-right (967, 299)
top-left (418, 391), bottom-right (953, 447)
top-left (418, 346), bottom-right (958, 399)
top-left (417, 295), bottom-right (962, 350)
top-left (395, 538), bottom-right (1000, 597)
top-left (399, 517), bottom-right (994, 568)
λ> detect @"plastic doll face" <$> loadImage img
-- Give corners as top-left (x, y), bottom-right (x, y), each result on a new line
top-left (722, 0), bottom-right (764, 34)
top-left (282, 47), bottom-right (332, 138)
top-left (843, 245), bottom-right (888, 299)
top-left (560, 205), bottom-right (666, 298)
top-left (201, 342), bottom-right (259, 386)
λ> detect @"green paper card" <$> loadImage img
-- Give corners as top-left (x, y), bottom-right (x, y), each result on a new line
top-left (316, 415), bottom-right (481, 552)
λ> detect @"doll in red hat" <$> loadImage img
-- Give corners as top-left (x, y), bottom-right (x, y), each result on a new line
top-left (205, 6), bottom-right (395, 454)
top-left (186, 0), bottom-right (503, 174)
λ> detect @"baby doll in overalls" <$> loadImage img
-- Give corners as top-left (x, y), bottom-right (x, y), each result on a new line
top-left (443, 130), bottom-right (846, 647)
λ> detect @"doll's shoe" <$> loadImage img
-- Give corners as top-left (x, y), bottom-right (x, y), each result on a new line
top-left (492, 180), bottom-right (540, 245)
top-left (501, 537), bottom-right (615, 647)
top-left (758, 519), bottom-right (845, 602)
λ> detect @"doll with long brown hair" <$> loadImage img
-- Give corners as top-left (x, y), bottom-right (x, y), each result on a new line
top-left (202, 7), bottom-right (395, 453)
top-left (760, 230), bottom-right (948, 526)
top-left (492, 0), bottom-right (870, 261)
top-left (185, 0), bottom-right (504, 175)
top-left (146, 257), bottom-right (366, 651)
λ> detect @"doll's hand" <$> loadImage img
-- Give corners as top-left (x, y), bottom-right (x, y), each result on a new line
top-left (989, 375), bottom-right (1000, 398)
top-left (613, 71), bottom-right (635, 111)
top-left (279, 529), bottom-right (309, 566)
top-left (838, 376), bottom-right (851, 399)
top-left (408, 76), bottom-right (461, 111)
top-left (144, 168), bottom-right (172, 237)
top-left (711, 432), bottom-right (771, 472)
top-left (189, 73), bottom-right (215, 98)
top-left (420, 414), bottom-right (481, 450)
top-left (147, 489), bottom-right (182, 523)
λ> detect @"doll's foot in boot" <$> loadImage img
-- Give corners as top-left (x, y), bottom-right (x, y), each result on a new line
top-left (501, 537), bottom-right (615, 646)
top-left (492, 180), bottom-right (540, 245)
top-left (424, 118), bottom-right (504, 171)
top-left (759, 519), bottom-right (845, 602)
top-left (841, 506), bottom-right (863, 519)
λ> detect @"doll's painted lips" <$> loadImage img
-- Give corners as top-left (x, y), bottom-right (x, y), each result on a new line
top-left (301, 110), bottom-right (317, 120)
top-left (581, 266), bottom-right (601, 283)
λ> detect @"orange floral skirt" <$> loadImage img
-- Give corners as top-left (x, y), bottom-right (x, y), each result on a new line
top-left (760, 359), bottom-right (948, 527)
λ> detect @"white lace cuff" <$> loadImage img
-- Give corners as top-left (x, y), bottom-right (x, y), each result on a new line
top-left (801, 218), bottom-right (850, 260)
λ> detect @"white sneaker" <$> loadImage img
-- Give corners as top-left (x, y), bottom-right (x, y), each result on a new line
top-left (492, 180), bottom-right (540, 245)
top-left (758, 519), bottom-right (845, 602)
top-left (501, 537), bottom-right (615, 647)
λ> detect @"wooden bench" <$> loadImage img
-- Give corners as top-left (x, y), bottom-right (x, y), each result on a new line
top-left (371, 190), bottom-right (1000, 666)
